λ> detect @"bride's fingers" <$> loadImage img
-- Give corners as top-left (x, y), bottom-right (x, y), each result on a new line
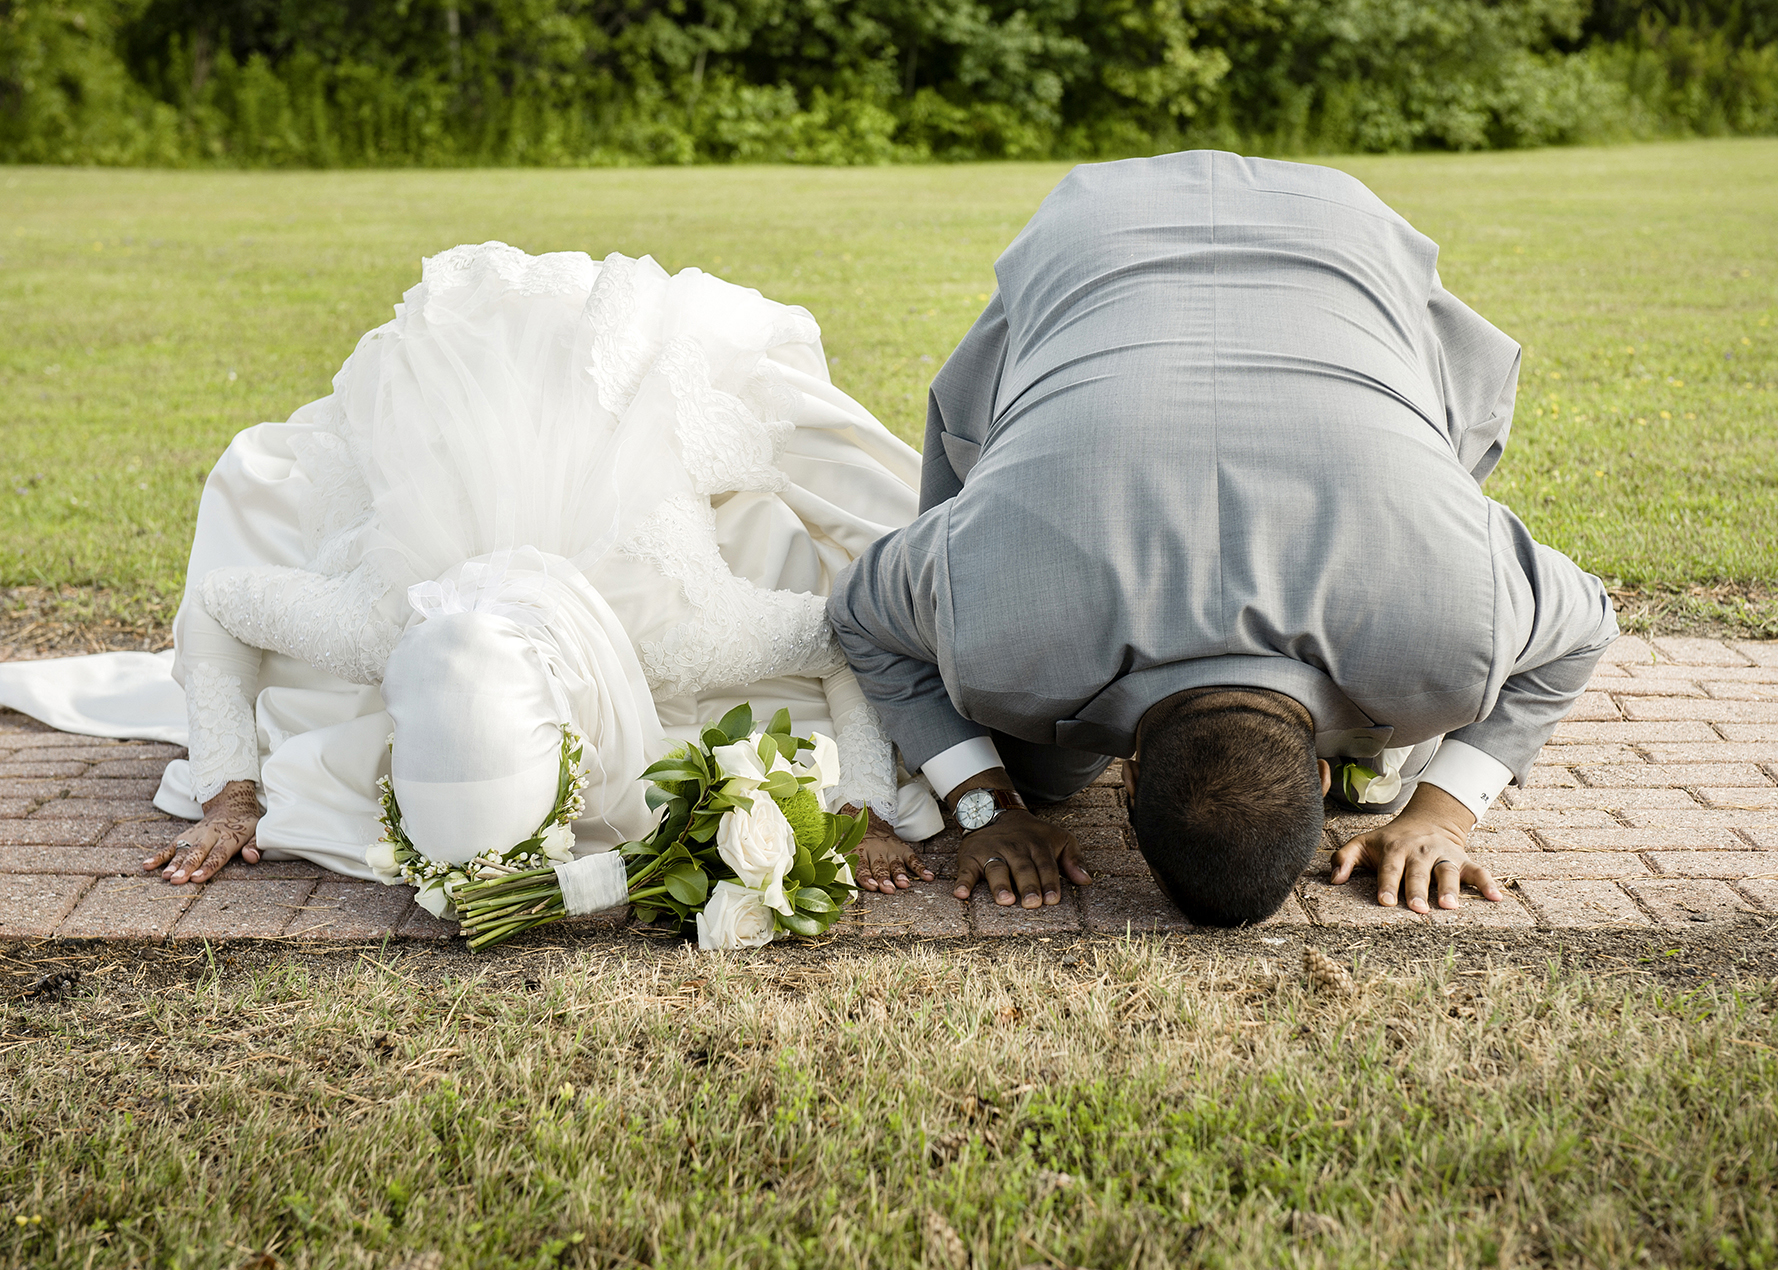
top-left (188, 826), bottom-right (251, 884)
top-left (165, 833), bottom-right (213, 884)
top-left (142, 842), bottom-right (179, 872)
top-left (906, 851), bottom-right (935, 882)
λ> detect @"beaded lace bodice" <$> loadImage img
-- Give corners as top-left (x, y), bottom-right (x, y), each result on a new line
top-left (184, 244), bottom-right (900, 822)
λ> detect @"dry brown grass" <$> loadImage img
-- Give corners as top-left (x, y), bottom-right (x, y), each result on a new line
top-left (2, 937), bottom-right (1776, 1268)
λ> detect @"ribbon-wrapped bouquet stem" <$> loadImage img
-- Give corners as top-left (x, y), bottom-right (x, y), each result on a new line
top-left (368, 704), bottom-right (866, 950)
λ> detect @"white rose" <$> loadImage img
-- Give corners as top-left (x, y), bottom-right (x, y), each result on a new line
top-left (365, 839), bottom-right (400, 883)
top-left (1344, 745), bottom-right (1413, 805)
top-left (1350, 768), bottom-right (1402, 804)
top-left (712, 734), bottom-right (794, 796)
top-left (712, 737), bottom-right (766, 785)
top-left (696, 881), bottom-right (776, 951)
top-left (794, 731), bottom-right (843, 797)
top-left (540, 821), bottom-right (577, 862)
top-left (413, 879), bottom-right (454, 919)
top-left (715, 797), bottom-right (796, 915)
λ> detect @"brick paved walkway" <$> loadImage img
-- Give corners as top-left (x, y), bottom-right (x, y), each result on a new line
top-left (3, 634), bottom-right (1775, 941)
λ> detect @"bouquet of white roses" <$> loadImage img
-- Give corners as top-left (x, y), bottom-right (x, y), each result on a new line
top-left (620, 703), bottom-right (866, 950)
top-left (445, 703), bottom-right (866, 951)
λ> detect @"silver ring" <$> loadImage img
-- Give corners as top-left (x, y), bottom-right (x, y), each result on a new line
top-left (984, 856), bottom-right (1005, 865)
top-left (174, 840), bottom-right (192, 851)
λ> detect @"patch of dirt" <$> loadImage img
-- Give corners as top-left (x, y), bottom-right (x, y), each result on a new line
top-left (0, 586), bottom-right (176, 661)
top-left (1608, 583), bottom-right (1778, 640)
top-left (6, 923), bottom-right (1776, 1004)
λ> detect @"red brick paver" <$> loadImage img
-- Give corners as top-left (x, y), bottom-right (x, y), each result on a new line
top-left (1515, 879), bottom-right (1652, 927)
top-left (848, 883), bottom-right (969, 937)
top-left (289, 881), bottom-right (414, 939)
top-left (57, 876), bottom-right (199, 938)
top-left (1622, 878), bottom-right (1761, 927)
top-left (3, 635), bottom-right (1777, 943)
top-left (0, 875), bottom-right (92, 937)
top-left (174, 879), bottom-right (318, 939)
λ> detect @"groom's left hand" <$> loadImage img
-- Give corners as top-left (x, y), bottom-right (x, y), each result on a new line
top-left (954, 809), bottom-right (1091, 908)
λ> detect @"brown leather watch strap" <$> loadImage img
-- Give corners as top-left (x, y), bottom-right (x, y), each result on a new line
top-left (960, 786), bottom-right (1027, 834)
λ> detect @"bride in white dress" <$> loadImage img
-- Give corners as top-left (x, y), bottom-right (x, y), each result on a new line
top-left (0, 243), bottom-right (942, 901)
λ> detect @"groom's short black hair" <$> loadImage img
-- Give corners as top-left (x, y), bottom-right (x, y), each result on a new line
top-left (1130, 692), bottom-right (1322, 926)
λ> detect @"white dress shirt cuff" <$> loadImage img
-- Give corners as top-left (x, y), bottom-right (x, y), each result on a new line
top-left (1418, 739), bottom-right (1513, 824)
top-left (921, 736), bottom-right (1004, 800)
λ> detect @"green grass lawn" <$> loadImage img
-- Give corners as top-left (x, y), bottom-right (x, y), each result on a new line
top-left (2, 139), bottom-right (1775, 605)
top-left (5, 940), bottom-right (1776, 1270)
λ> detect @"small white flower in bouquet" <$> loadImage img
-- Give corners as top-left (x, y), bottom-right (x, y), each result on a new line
top-left (366, 726), bottom-right (596, 937)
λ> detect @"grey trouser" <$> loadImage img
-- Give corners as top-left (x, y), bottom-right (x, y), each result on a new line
top-left (992, 731), bottom-right (1116, 805)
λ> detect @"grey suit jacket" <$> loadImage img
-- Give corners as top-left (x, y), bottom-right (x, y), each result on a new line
top-left (827, 151), bottom-right (1617, 785)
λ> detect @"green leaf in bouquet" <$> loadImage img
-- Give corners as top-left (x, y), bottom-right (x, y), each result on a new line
top-left (716, 703), bottom-right (753, 744)
top-left (700, 726), bottom-right (730, 752)
top-left (644, 785), bottom-right (679, 812)
top-left (790, 836), bottom-right (816, 884)
top-left (765, 707), bottom-right (794, 738)
top-left (776, 910), bottom-right (824, 938)
top-left (755, 732), bottom-right (780, 769)
top-left (641, 760), bottom-right (705, 785)
top-left (836, 808), bottom-right (870, 857)
top-left (662, 862), bottom-right (709, 906)
top-left (795, 887), bottom-right (837, 915)
top-left (633, 904), bottom-right (663, 926)
top-left (688, 817), bottom-right (720, 844)
top-left (759, 770), bottom-right (799, 800)
top-left (659, 806), bottom-right (692, 845)
top-left (812, 855), bottom-right (839, 887)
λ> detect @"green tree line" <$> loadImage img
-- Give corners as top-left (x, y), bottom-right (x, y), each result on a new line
top-left (4, 0), bottom-right (1776, 165)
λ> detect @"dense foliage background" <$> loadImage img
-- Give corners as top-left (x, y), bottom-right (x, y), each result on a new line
top-left (3, 0), bottom-right (1776, 165)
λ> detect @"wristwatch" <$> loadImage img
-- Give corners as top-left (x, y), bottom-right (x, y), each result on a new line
top-left (955, 786), bottom-right (1026, 833)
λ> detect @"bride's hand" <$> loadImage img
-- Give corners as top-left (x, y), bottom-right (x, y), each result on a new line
top-left (143, 780), bottom-right (262, 884)
top-left (843, 805), bottom-right (935, 893)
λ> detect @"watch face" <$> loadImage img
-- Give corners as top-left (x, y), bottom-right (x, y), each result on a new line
top-left (956, 788), bottom-right (997, 831)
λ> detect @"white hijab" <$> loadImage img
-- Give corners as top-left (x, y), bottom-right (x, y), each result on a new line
top-left (381, 548), bottom-right (663, 865)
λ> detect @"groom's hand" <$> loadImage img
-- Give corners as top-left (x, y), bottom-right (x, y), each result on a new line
top-left (948, 770), bottom-right (1090, 908)
top-left (143, 780), bottom-right (262, 884)
top-left (1329, 782), bottom-right (1503, 912)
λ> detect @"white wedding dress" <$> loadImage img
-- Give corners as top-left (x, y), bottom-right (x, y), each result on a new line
top-left (0, 244), bottom-right (942, 879)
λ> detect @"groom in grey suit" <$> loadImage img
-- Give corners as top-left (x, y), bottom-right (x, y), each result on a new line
top-left (827, 150), bottom-right (1617, 925)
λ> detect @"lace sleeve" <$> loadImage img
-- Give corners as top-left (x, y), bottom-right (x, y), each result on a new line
top-left (200, 563), bottom-right (403, 687)
top-left (177, 594), bottom-right (265, 806)
top-left (617, 495), bottom-right (845, 699)
top-left (822, 666), bottom-right (898, 827)
top-left (185, 663), bottom-right (261, 805)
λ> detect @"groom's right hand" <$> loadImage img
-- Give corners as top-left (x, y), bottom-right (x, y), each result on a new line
top-left (952, 805), bottom-right (1091, 909)
top-left (144, 780), bottom-right (262, 884)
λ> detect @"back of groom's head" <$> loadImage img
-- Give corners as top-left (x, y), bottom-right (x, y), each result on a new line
top-left (1130, 690), bottom-right (1323, 926)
